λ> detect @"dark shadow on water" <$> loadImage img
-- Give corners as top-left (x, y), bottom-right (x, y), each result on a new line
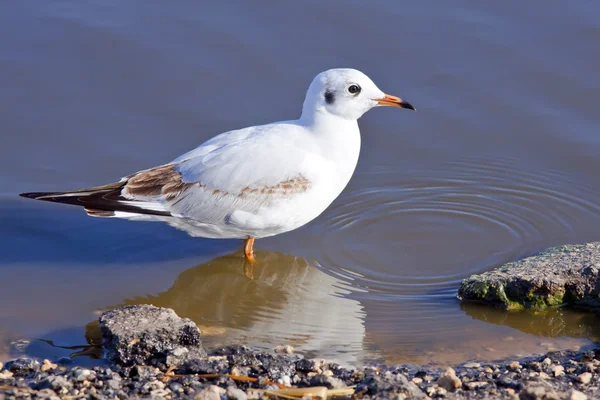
top-left (16, 323), bottom-right (105, 368)
top-left (0, 200), bottom-right (232, 264)
top-left (461, 302), bottom-right (600, 342)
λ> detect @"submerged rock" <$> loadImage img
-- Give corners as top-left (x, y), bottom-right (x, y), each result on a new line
top-left (100, 304), bottom-right (207, 368)
top-left (458, 243), bottom-right (600, 310)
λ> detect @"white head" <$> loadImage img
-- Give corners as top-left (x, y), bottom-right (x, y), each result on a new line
top-left (300, 68), bottom-right (415, 123)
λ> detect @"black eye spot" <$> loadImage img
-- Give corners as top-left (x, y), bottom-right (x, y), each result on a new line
top-left (348, 84), bottom-right (361, 95)
top-left (324, 90), bottom-right (335, 104)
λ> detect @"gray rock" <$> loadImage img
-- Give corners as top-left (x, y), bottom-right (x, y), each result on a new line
top-left (100, 304), bottom-right (207, 368)
top-left (357, 371), bottom-right (428, 399)
top-left (3, 358), bottom-right (40, 376)
top-left (458, 243), bottom-right (600, 310)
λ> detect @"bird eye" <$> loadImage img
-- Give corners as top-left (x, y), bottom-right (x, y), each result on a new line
top-left (348, 84), bottom-right (361, 95)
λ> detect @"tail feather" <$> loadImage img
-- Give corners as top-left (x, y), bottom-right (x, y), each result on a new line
top-left (19, 181), bottom-right (171, 217)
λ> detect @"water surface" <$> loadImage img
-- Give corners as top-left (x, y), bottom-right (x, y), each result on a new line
top-left (1, 1), bottom-right (599, 366)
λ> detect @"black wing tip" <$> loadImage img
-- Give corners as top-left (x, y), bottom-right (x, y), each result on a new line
top-left (20, 192), bottom-right (46, 199)
top-left (19, 191), bottom-right (70, 201)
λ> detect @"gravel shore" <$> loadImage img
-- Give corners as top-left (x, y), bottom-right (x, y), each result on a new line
top-left (1, 345), bottom-right (599, 399)
top-left (2, 300), bottom-right (599, 399)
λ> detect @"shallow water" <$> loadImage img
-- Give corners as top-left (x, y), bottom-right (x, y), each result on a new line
top-left (1, 1), bottom-right (599, 366)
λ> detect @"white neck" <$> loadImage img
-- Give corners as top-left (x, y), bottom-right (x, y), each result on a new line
top-left (296, 107), bottom-right (361, 190)
top-left (298, 107), bottom-right (358, 132)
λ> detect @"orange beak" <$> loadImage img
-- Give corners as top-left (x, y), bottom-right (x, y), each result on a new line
top-left (374, 94), bottom-right (416, 111)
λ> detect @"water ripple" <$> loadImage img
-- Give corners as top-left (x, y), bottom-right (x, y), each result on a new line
top-left (312, 156), bottom-right (600, 297)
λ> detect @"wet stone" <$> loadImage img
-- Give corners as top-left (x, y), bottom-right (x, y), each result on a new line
top-left (3, 358), bottom-right (40, 376)
top-left (57, 357), bottom-right (73, 366)
top-left (100, 304), bottom-right (207, 368)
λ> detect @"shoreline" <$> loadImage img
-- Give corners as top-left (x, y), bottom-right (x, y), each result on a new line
top-left (0, 344), bottom-right (598, 399)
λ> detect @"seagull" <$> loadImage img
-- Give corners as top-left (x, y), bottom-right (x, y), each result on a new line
top-left (20, 68), bottom-right (415, 263)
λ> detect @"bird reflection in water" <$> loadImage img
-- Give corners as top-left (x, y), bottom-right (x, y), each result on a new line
top-left (108, 251), bottom-right (366, 365)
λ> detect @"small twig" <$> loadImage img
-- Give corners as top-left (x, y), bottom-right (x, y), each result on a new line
top-left (262, 386), bottom-right (356, 399)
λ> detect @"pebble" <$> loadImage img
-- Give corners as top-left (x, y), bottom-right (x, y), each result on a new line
top-left (194, 388), bottom-right (221, 400)
top-left (584, 363), bottom-right (595, 373)
top-left (295, 358), bottom-right (318, 373)
top-left (0, 340), bottom-right (599, 400)
top-left (273, 345), bottom-right (295, 354)
top-left (75, 368), bottom-right (95, 382)
top-left (209, 385), bottom-right (226, 396)
top-left (227, 387), bottom-right (248, 400)
top-left (437, 367), bottom-right (462, 391)
top-left (577, 372), bottom-right (592, 384)
top-left (552, 365), bottom-right (565, 377)
top-left (0, 370), bottom-right (13, 379)
top-left (569, 389), bottom-right (588, 400)
top-left (279, 375), bottom-right (291, 387)
top-left (508, 361), bottom-right (521, 371)
top-left (41, 359), bottom-right (58, 372)
top-left (466, 381), bottom-right (489, 390)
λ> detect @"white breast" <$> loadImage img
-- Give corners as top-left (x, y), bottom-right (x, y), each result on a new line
top-left (232, 122), bottom-right (362, 239)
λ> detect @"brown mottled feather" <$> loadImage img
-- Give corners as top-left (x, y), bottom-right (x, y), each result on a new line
top-left (123, 165), bottom-right (199, 199)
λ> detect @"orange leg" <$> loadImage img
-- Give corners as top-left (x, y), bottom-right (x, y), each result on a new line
top-left (243, 238), bottom-right (256, 280)
top-left (244, 237), bottom-right (256, 263)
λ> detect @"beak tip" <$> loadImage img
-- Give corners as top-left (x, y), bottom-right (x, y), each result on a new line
top-left (376, 94), bottom-right (416, 111)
